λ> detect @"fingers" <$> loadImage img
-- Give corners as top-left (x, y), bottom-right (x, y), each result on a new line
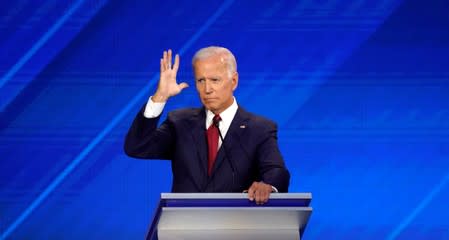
top-left (167, 49), bottom-right (172, 69)
top-left (255, 188), bottom-right (268, 205)
top-left (173, 54), bottom-right (180, 72)
top-left (160, 58), bottom-right (164, 72)
top-left (162, 50), bottom-right (168, 71)
top-left (247, 181), bottom-right (271, 205)
top-left (161, 49), bottom-right (179, 71)
top-left (247, 183), bottom-right (256, 201)
top-left (259, 189), bottom-right (269, 204)
top-left (157, 49), bottom-right (184, 98)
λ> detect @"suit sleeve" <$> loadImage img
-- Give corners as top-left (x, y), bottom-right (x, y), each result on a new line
top-left (124, 105), bottom-right (175, 160)
top-left (256, 121), bottom-right (290, 192)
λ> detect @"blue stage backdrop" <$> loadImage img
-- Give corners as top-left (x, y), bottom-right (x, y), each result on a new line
top-left (1, 0), bottom-right (449, 239)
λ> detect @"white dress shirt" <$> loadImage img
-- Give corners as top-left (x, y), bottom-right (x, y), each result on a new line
top-left (204, 98), bottom-right (238, 148)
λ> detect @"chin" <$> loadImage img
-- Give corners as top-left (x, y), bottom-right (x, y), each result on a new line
top-left (206, 106), bottom-right (216, 111)
top-left (205, 105), bottom-right (218, 112)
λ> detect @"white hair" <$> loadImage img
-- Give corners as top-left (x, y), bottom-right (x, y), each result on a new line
top-left (192, 46), bottom-right (237, 76)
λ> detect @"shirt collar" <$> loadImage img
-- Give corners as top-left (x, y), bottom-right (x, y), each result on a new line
top-left (205, 97), bottom-right (238, 129)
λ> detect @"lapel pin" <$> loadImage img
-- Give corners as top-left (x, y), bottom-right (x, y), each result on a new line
top-left (240, 125), bottom-right (246, 128)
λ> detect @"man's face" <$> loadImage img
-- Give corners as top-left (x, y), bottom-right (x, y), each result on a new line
top-left (194, 55), bottom-right (238, 114)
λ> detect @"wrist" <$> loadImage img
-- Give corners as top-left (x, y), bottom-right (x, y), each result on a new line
top-left (152, 92), bottom-right (169, 102)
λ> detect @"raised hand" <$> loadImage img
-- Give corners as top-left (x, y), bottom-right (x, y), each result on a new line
top-left (153, 49), bottom-right (189, 102)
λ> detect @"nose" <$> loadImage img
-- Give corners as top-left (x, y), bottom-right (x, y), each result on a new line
top-left (204, 80), bottom-right (213, 94)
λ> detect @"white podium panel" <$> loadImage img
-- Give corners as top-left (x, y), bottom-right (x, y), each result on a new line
top-left (157, 207), bottom-right (311, 240)
top-left (146, 193), bottom-right (312, 240)
top-left (159, 229), bottom-right (300, 240)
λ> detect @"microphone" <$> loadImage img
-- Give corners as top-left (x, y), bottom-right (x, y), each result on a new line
top-left (214, 118), bottom-right (239, 192)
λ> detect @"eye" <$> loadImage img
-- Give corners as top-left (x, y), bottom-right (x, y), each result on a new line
top-left (211, 78), bottom-right (220, 83)
top-left (196, 78), bottom-right (205, 83)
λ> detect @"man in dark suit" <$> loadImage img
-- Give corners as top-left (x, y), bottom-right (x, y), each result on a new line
top-left (124, 46), bottom-right (289, 204)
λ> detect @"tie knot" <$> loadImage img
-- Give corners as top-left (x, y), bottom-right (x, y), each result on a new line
top-left (212, 114), bottom-right (221, 127)
top-left (213, 114), bottom-right (221, 123)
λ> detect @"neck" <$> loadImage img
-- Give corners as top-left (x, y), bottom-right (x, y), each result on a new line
top-left (215, 97), bottom-right (235, 115)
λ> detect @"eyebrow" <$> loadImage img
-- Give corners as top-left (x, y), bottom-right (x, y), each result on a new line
top-left (196, 76), bottom-right (221, 81)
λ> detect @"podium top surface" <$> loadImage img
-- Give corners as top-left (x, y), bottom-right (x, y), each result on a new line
top-left (161, 193), bottom-right (311, 200)
top-left (158, 193), bottom-right (312, 208)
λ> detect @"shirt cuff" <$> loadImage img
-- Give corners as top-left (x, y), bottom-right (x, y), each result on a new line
top-left (143, 96), bottom-right (166, 118)
top-left (271, 185), bottom-right (279, 193)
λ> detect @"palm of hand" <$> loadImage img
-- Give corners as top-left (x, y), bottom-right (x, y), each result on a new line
top-left (157, 49), bottom-right (188, 98)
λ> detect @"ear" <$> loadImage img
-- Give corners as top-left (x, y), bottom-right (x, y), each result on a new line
top-left (232, 72), bottom-right (238, 91)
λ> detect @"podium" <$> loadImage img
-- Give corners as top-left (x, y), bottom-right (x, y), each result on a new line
top-left (145, 193), bottom-right (312, 240)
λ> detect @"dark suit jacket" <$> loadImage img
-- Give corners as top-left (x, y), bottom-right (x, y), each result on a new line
top-left (124, 105), bottom-right (290, 193)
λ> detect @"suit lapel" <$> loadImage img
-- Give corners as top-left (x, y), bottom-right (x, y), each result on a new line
top-left (188, 108), bottom-right (208, 189)
top-left (191, 108), bottom-right (207, 174)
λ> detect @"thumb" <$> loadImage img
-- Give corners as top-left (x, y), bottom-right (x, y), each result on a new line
top-left (247, 183), bottom-right (257, 201)
top-left (179, 82), bottom-right (189, 90)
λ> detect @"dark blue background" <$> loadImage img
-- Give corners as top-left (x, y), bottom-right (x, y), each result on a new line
top-left (1, 0), bottom-right (448, 239)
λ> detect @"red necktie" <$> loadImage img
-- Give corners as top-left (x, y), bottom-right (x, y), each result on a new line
top-left (207, 114), bottom-right (221, 176)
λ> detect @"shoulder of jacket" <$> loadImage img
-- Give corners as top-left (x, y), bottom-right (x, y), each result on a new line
top-left (239, 108), bottom-right (277, 129)
top-left (167, 107), bottom-right (202, 121)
